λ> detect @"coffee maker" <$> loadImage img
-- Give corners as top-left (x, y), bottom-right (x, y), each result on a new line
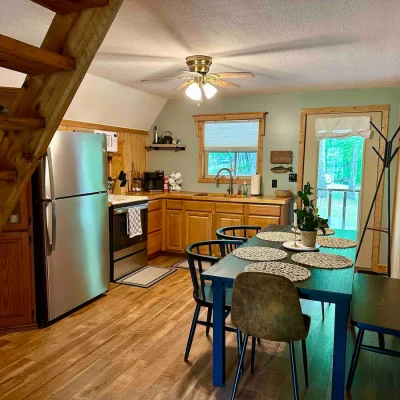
top-left (143, 170), bottom-right (164, 192)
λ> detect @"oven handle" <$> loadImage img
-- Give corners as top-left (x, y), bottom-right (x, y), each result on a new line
top-left (114, 204), bottom-right (148, 215)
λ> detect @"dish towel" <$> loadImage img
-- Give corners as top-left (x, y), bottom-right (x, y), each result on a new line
top-left (127, 207), bottom-right (142, 238)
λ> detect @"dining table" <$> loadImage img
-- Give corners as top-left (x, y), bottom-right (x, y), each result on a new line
top-left (202, 224), bottom-right (357, 400)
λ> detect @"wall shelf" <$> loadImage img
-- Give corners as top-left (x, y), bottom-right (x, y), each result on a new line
top-left (146, 144), bottom-right (187, 152)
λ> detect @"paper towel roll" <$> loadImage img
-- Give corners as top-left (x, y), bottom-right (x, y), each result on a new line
top-left (250, 174), bottom-right (261, 195)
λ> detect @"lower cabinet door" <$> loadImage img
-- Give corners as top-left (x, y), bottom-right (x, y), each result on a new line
top-left (214, 213), bottom-right (245, 239)
top-left (166, 210), bottom-right (183, 251)
top-left (148, 230), bottom-right (162, 256)
top-left (185, 211), bottom-right (212, 251)
top-left (0, 232), bottom-right (35, 328)
top-left (247, 215), bottom-right (280, 229)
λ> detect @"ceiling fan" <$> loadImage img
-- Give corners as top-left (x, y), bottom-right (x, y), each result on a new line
top-left (141, 55), bottom-right (254, 104)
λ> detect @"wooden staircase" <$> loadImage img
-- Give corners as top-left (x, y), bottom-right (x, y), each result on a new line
top-left (0, 0), bottom-right (124, 231)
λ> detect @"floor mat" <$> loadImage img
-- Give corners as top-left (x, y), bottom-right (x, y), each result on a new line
top-left (172, 259), bottom-right (212, 270)
top-left (117, 266), bottom-right (176, 288)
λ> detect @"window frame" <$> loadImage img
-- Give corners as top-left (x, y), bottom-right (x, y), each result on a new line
top-left (194, 112), bottom-right (266, 184)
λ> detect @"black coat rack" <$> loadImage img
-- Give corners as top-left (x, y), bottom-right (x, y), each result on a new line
top-left (356, 121), bottom-right (400, 277)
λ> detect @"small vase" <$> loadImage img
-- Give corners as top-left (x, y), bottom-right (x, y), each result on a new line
top-left (300, 231), bottom-right (318, 247)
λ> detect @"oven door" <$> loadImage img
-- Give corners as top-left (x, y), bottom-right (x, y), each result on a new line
top-left (113, 203), bottom-right (148, 260)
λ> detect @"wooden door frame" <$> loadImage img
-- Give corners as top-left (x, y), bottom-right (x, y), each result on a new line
top-left (297, 105), bottom-right (390, 272)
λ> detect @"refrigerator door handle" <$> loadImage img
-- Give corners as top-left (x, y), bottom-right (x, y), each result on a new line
top-left (46, 149), bottom-right (56, 252)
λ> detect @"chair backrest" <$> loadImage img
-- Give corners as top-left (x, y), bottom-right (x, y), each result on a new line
top-left (185, 239), bottom-right (243, 303)
top-left (216, 225), bottom-right (262, 242)
top-left (231, 272), bottom-right (307, 342)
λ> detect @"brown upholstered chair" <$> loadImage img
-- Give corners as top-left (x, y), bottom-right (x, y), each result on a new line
top-left (231, 272), bottom-right (311, 400)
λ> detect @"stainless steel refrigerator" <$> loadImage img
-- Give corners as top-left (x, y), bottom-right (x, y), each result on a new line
top-left (33, 130), bottom-right (110, 324)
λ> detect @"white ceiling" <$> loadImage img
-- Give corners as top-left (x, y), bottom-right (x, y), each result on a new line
top-left (2, 0), bottom-right (400, 98)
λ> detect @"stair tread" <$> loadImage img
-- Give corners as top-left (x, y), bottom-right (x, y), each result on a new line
top-left (0, 34), bottom-right (75, 75)
top-left (31, 0), bottom-right (109, 14)
top-left (0, 170), bottom-right (17, 180)
top-left (0, 87), bottom-right (20, 111)
top-left (0, 114), bottom-right (45, 131)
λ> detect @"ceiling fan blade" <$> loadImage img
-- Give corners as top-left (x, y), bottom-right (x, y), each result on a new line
top-left (179, 69), bottom-right (202, 76)
top-left (141, 76), bottom-right (193, 82)
top-left (215, 72), bottom-right (255, 79)
top-left (212, 79), bottom-right (240, 89)
top-left (174, 80), bottom-right (193, 91)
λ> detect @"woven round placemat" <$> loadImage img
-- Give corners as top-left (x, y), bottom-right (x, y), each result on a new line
top-left (233, 246), bottom-right (287, 261)
top-left (244, 262), bottom-right (311, 282)
top-left (291, 253), bottom-right (353, 269)
top-left (316, 236), bottom-right (357, 248)
top-left (256, 231), bottom-right (296, 242)
top-left (291, 227), bottom-right (335, 236)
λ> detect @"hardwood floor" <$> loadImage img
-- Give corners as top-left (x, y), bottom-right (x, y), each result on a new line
top-left (0, 254), bottom-right (399, 400)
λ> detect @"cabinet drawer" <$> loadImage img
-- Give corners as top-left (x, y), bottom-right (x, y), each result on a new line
top-left (215, 202), bottom-right (244, 215)
top-left (148, 230), bottom-right (162, 256)
top-left (148, 209), bottom-right (162, 233)
top-left (247, 215), bottom-right (280, 229)
top-left (166, 199), bottom-right (183, 210)
top-left (248, 204), bottom-right (281, 217)
top-left (148, 199), bottom-right (162, 212)
top-left (185, 201), bottom-right (213, 212)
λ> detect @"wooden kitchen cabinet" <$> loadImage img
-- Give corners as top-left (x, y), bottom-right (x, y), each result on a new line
top-left (0, 232), bottom-right (35, 329)
top-left (3, 185), bottom-right (30, 231)
top-left (147, 199), bottom-right (163, 258)
top-left (165, 209), bottom-right (183, 251)
top-left (213, 213), bottom-right (245, 238)
top-left (185, 211), bottom-right (213, 250)
top-left (247, 215), bottom-right (280, 229)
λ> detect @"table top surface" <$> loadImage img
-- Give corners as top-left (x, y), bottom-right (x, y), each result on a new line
top-left (202, 225), bottom-right (356, 298)
top-left (351, 273), bottom-right (400, 332)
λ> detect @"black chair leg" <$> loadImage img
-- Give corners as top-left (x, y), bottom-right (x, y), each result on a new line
top-left (378, 332), bottom-right (385, 349)
top-left (206, 306), bottom-right (212, 336)
top-left (289, 342), bottom-right (300, 400)
top-left (346, 328), bottom-right (365, 390)
top-left (257, 337), bottom-right (261, 345)
top-left (321, 302), bottom-right (325, 321)
top-left (231, 333), bottom-right (249, 400)
top-left (184, 304), bottom-right (201, 361)
top-left (251, 337), bottom-right (256, 374)
top-left (301, 339), bottom-right (309, 387)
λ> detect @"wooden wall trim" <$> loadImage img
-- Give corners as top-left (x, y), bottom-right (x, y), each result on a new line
top-left (193, 112), bottom-right (267, 122)
top-left (60, 119), bottom-right (148, 135)
top-left (297, 105), bottom-right (390, 272)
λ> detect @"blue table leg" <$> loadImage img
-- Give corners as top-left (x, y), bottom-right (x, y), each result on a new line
top-left (331, 297), bottom-right (351, 400)
top-left (212, 279), bottom-right (225, 386)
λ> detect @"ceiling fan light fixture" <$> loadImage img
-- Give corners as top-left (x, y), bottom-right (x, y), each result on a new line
top-left (202, 83), bottom-right (218, 99)
top-left (185, 82), bottom-right (202, 101)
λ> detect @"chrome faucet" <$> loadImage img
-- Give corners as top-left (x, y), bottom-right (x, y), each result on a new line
top-left (214, 168), bottom-right (236, 195)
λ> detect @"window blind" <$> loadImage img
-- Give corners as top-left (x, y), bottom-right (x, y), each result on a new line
top-left (204, 121), bottom-right (259, 151)
top-left (315, 116), bottom-right (371, 140)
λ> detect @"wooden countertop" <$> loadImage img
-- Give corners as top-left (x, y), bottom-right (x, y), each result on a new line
top-left (126, 191), bottom-right (292, 205)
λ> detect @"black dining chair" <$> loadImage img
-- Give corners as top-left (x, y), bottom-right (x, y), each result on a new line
top-left (216, 225), bottom-right (262, 242)
top-left (184, 239), bottom-right (244, 361)
top-left (231, 272), bottom-right (310, 400)
top-left (346, 272), bottom-right (400, 391)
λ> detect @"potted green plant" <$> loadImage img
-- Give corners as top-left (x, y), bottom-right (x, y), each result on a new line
top-left (294, 182), bottom-right (328, 247)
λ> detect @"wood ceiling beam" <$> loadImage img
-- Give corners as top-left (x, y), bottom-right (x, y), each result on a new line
top-left (0, 34), bottom-right (75, 75)
top-left (0, 87), bottom-right (20, 111)
top-left (0, 0), bottom-right (124, 231)
top-left (31, 0), bottom-right (109, 14)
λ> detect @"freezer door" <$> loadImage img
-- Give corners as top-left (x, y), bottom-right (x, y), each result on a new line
top-left (46, 192), bottom-right (109, 321)
top-left (47, 131), bottom-right (107, 198)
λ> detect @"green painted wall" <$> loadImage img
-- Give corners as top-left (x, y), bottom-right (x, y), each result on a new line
top-left (149, 87), bottom-right (400, 196)
top-left (149, 87), bottom-right (400, 266)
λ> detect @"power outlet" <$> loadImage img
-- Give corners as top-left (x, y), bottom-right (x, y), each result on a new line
top-left (272, 179), bottom-right (277, 188)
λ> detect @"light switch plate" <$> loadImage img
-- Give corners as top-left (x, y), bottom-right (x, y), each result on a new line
top-left (289, 173), bottom-right (297, 182)
top-left (272, 179), bottom-right (277, 188)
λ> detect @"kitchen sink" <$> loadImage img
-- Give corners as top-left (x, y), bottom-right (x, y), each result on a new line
top-left (193, 193), bottom-right (244, 198)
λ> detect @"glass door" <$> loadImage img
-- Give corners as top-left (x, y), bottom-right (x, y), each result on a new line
top-left (316, 136), bottom-right (365, 234)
